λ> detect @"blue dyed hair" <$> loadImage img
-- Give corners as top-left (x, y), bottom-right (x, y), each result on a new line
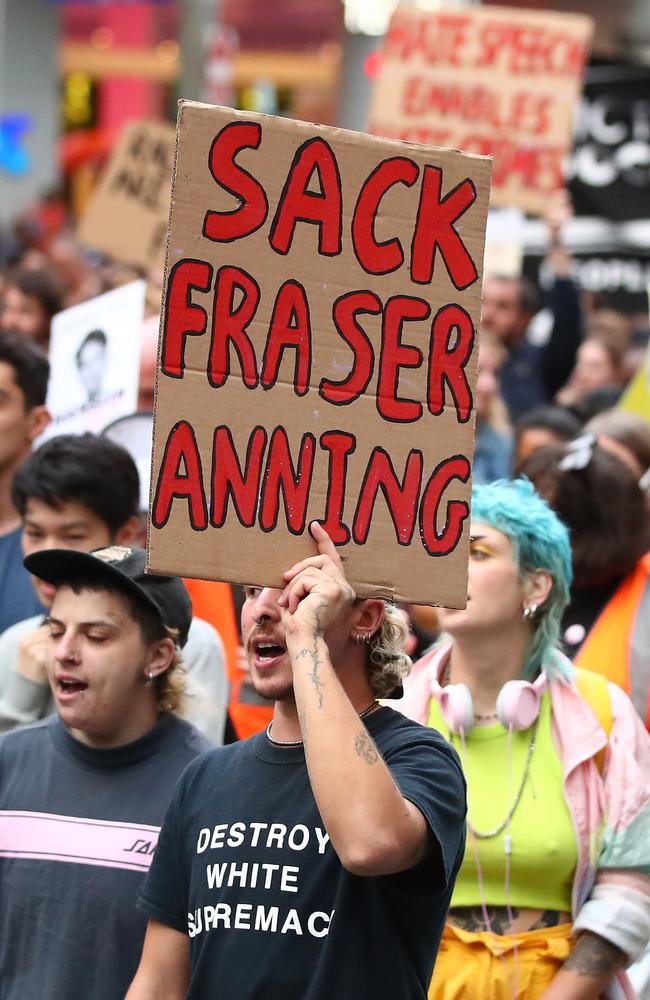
top-left (471, 478), bottom-right (573, 680)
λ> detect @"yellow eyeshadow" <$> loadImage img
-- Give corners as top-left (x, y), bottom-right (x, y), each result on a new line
top-left (469, 544), bottom-right (494, 556)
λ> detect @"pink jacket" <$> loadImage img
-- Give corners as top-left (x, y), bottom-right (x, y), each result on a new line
top-left (398, 644), bottom-right (650, 1000)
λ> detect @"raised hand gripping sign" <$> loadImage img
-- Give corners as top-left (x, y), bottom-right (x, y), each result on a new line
top-left (147, 102), bottom-right (491, 608)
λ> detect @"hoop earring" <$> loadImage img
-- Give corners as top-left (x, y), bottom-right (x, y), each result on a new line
top-left (522, 603), bottom-right (538, 621)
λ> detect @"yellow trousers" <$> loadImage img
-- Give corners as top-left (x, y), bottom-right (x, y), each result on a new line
top-left (429, 922), bottom-right (573, 1000)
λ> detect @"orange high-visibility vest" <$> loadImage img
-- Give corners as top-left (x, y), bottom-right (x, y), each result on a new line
top-left (575, 554), bottom-right (650, 730)
top-left (182, 578), bottom-right (273, 740)
top-left (182, 578), bottom-right (239, 676)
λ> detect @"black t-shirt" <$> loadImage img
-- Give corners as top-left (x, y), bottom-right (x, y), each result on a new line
top-left (139, 706), bottom-right (466, 999)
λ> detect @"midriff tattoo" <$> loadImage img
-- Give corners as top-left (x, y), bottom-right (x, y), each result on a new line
top-left (448, 906), bottom-right (572, 936)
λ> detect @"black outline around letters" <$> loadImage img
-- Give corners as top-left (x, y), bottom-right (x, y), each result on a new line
top-left (259, 428), bottom-right (317, 535)
top-left (202, 121), bottom-right (269, 244)
top-left (351, 156), bottom-right (419, 276)
top-left (209, 425), bottom-right (267, 529)
top-left (419, 454), bottom-right (471, 557)
top-left (352, 446), bottom-right (424, 547)
top-left (268, 136), bottom-right (343, 257)
top-left (151, 420), bottom-right (208, 531)
top-left (376, 294), bottom-right (429, 423)
top-left (161, 258), bottom-right (213, 380)
top-left (319, 289), bottom-right (381, 407)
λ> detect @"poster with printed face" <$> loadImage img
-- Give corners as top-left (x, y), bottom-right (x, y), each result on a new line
top-left (368, 5), bottom-right (593, 216)
top-left (41, 281), bottom-right (145, 441)
top-left (147, 102), bottom-right (491, 608)
top-left (78, 120), bottom-right (176, 271)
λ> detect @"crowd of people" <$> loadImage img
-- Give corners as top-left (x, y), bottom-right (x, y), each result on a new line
top-left (0, 182), bottom-right (649, 1000)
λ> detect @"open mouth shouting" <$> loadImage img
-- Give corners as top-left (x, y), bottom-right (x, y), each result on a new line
top-left (251, 636), bottom-right (287, 671)
top-left (56, 675), bottom-right (89, 703)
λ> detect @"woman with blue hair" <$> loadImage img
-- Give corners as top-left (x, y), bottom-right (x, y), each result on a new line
top-left (398, 478), bottom-right (650, 1000)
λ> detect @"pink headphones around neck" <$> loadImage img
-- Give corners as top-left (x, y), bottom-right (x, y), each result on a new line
top-left (430, 663), bottom-right (547, 734)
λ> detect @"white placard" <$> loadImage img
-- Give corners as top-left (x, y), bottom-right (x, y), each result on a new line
top-left (41, 281), bottom-right (146, 441)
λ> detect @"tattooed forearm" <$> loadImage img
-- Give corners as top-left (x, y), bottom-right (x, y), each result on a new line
top-left (563, 932), bottom-right (626, 978)
top-left (296, 642), bottom-right (325, 708)
top-left (354, 731), bottom-right (379, 764)
top-left (295, 601), bottom-right (328, 708)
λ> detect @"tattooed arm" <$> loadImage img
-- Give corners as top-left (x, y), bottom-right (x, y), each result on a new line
top-left (539, 931), bottom-right (627, 1000)
top-left (280, 523), bottom-right (431, 878)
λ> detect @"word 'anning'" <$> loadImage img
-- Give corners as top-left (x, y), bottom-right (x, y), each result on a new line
top-left (152, 422), bottom-right (470, 556)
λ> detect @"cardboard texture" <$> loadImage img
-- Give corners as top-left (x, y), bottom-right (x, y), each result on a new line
top-left (368, 5), bottom-right (592, 216)
top-left (148, 102), bottom-right (491, 608)
top-left (78, 120), bottom-right (176, 270)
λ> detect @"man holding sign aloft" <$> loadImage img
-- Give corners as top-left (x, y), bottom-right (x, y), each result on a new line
top-left (127, 522), bottom-right (466, 999)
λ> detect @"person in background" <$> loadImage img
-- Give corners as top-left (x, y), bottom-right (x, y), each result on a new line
top-left (482, 191), bottom-right (583, 422)
top-left (396, 478), bottom-right (650, 1000)
top-left (0, 433), bottom-right (229, 743)
top-left (568, 386), bottom-right (628, 426)
top-left (0, 545), bottom-right (213, 999)
top-left (473, 331), bottom-right (513, 483)
top-left (556, 333), bottom-right (628, 409)
top-left (513, 404), bottom-right (581, 475)
top-left (75, 328), bottom-right (108, 405)
top-left (0, 331), bottom-right (51, 633)
top-left (521, 438), bottom-right (650, 731)
top-left (0, 267), bottom-right (63, 348)
top-left (585, 408), bottom-right (650, 481)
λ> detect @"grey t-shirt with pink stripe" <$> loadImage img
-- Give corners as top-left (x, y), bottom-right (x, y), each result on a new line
top-left (0, 712), bottom-right (211, 998)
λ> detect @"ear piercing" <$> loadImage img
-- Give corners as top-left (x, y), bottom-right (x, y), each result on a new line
top-left (522, 603), bottom-right (538, 621)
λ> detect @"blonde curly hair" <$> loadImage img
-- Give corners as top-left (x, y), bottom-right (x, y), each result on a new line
top-left (366, 603), bottom-right (412, 699)
top-left (151, 627), bottom-right (187, 714)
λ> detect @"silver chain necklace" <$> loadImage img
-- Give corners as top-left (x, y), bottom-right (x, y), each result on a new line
top-left (266, 701), bottom-right (378, 747)
top-left (449, 717), bottom-right (538, 840)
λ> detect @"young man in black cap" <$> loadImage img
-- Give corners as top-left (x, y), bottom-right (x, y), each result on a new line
top-left (127, 524), bottom-right (466, 1000)
top-left (0, 433), bottom-right (228, 742)
top-left (0, 545), bottom-right (212, 1000)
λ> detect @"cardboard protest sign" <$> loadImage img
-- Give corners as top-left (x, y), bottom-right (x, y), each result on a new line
top-left (368, 5), bottom-right (592, 216)
top-left (78, 121), bottom-right (175, 270)
top-left (41, 280), bottom-right (145, 441)
top-left (148, 102), bottom-right (491, 608)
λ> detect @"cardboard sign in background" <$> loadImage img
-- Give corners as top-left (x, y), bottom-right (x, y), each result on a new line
top-left (78, 120), bottom-right (176, 271)
top-left (369, 5), bottom-right (592, 216)
top-left (148, 102), bottom-right (491, 608)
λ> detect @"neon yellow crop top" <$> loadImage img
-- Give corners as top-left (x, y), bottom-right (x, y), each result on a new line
top-left (427, 691), bottom-right (577, 912)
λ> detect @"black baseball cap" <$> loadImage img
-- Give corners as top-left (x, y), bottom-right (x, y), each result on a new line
top-left (24, 545), bottom-right (192, 647)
